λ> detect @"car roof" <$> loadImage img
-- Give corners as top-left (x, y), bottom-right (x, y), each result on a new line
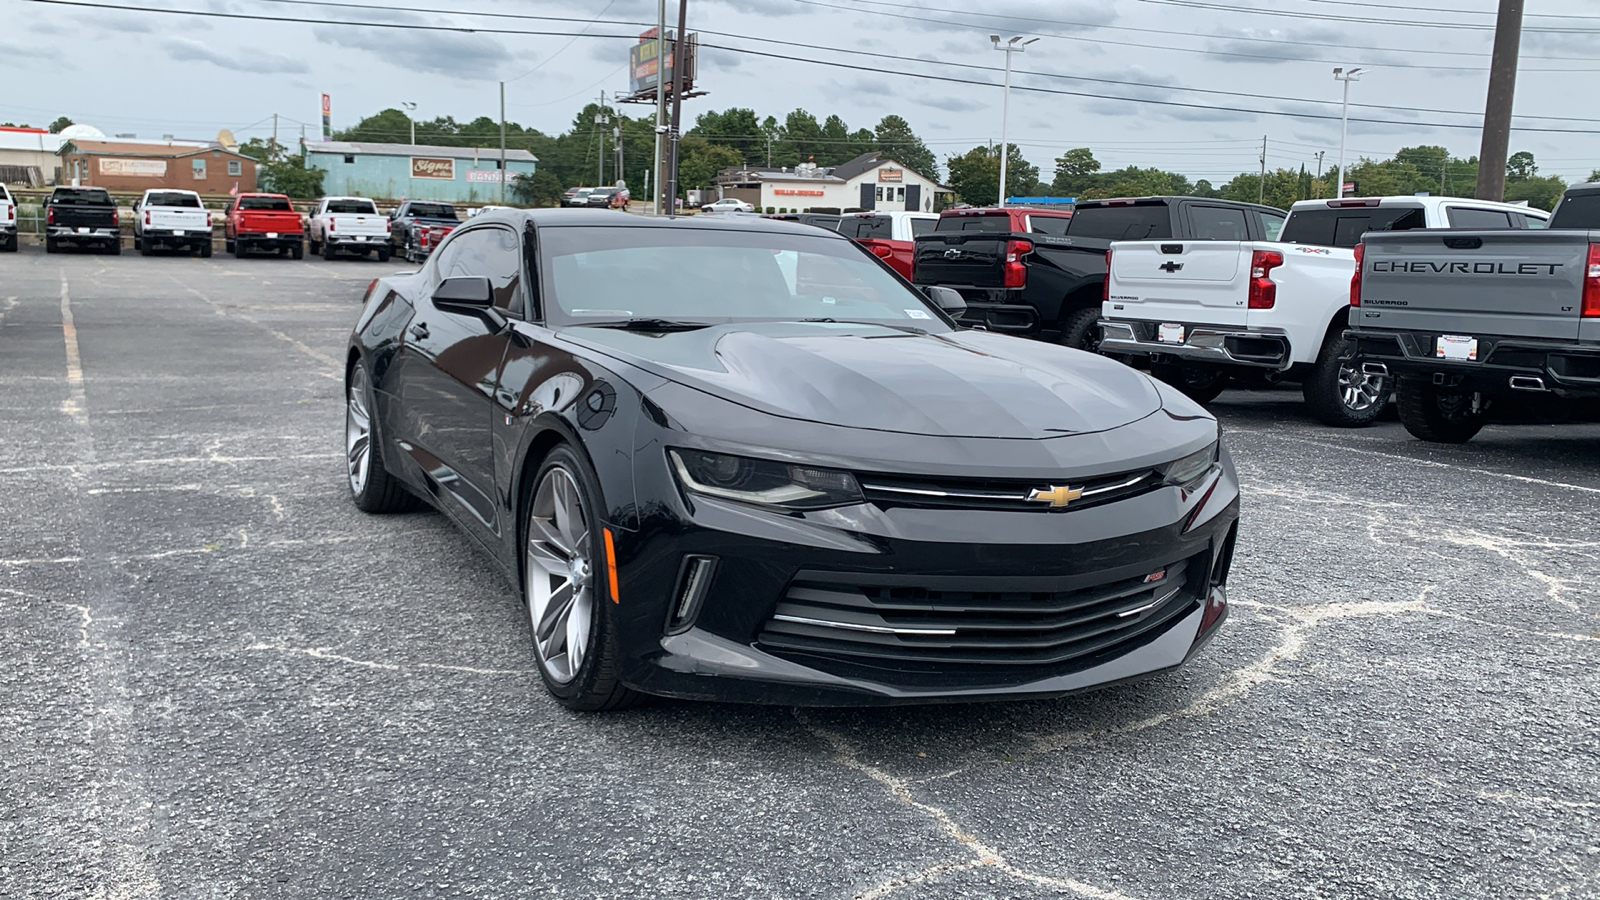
top-left (478, 208), bottom-right (854, 238)
top-left (939, 206), bottom-right (1070, 217)
top-left (1286, 196), bottom-right (1550, 216)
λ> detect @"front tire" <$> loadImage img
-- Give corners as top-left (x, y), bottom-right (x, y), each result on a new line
top-left (199, 241), bottom-right (212, 259)
top-left (377, 247), bottom-right (392, 263)
top-left (1396, 378), bottom-right (1487, 444)
top-left (1303, 335), bottom-right (1388, 428)
top-left (323, 240), bottom-right (336, 261)
top-left (523, 446), bottom-right (643, 712)
top-left (345, 362), bottom-right (419, 513)
top-left (1150, 362), bottom-right (1229, 404)
top-left (1056, 306), bottom-right (1103, 353)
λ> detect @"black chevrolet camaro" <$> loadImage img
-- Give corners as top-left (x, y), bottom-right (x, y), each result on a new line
top-left (344, 209), bottom-right (1239, 710)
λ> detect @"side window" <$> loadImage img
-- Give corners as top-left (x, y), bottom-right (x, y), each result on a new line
top-left (1188, 206), bottom-right (1249, 241)
top-left (484, 227), bottom-right (526, 316)
top-left (1257, 211), bottom-right (1287, 241)
top-left (1030, 216), bottom-right (1070, 236)
top-left (1521, 214), bottom-right (1548, 230)
top-left (1447, 207), bottom-right (1513, 229)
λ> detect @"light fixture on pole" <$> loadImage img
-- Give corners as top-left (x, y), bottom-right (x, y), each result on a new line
top-left (991, 35), bottom-right (1037, 208)
top-left (400, 101), bottom-right (417, 146)
top-left (1332, 68), bottom-right (1363, 199)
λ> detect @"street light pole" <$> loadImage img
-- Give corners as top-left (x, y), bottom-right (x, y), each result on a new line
top-left (498, 81), bottom-right (507, 205)
top-left (991, 35), bottom-right (1037, 208)
top-left (652, 0), bottom-right (666, 216)
top-left (401, 101), bottom-right (417, 146)
top-left (1332, 68), bottom-right (1363, 199)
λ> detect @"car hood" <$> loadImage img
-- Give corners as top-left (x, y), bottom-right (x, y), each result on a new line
top-left (559, 321), bottom-right (1163, 438)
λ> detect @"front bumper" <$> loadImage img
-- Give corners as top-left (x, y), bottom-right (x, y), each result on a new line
top-left (1350, 328), bottom-right (1600, 399)
top-left (612, 449), bottom-right (1241, 706)
top-left (1100, 320), bottom-right (1291, 369)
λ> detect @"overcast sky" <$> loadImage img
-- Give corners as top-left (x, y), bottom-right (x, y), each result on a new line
top-left (3, 0), bottom-right (1597, 184)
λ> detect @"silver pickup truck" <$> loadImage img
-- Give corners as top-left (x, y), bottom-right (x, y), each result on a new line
top-left (1348, 183), bottom-right (1600, 443)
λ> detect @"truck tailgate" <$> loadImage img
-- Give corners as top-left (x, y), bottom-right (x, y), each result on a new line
top-left (240, 210), bottom-right (303, 233)
top-left (912, 234), bottom-right (1007, 287)
top-left (149, 209), bottom-right (210, 231)
top-left (1107, 241), bottom-right (1247, 327)
top-left (329, 214), bottom-right (387, 237)
top-left (1361, 231), bottom-right (1592, 341)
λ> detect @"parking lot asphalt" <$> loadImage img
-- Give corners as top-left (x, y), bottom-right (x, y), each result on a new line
top-left (2, 245), bottom-right (1597, 900)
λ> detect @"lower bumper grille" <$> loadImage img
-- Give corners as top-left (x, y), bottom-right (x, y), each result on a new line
top-left (758, 555), bottom-right (1203, 672)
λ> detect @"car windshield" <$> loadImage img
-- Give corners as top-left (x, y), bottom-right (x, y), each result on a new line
top-left (409, 203), bottom-right (458, 219)
top-left (540, 226), bottom-right (951, 329)
top-left (147, 192), bottom-right (202, 208)
top-left (327, 199), bottom-right (377, 214)
top-left (52, 189), bottom-right (112, 206)
top-left (239, 196), bottom-right (293, 211)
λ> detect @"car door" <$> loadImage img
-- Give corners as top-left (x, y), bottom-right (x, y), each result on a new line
top-left (391, 225), bottom-right (525, 543)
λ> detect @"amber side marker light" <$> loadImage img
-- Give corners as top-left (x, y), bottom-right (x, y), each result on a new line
top-left (603, 528), bottom-right (620, 603)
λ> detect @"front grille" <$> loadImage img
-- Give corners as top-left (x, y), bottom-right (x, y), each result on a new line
top-left (758, 556), bottom-right (1202, 672)
top-left (860, 469), bottom-right (1162, 512)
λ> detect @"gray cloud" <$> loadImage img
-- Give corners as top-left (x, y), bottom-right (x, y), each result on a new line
top-left (914, 93), bottom-right (990, 113)
top-left (312, 26), bottom-right (511, 79)
top-left (169, 39), bottom-right (308, 74)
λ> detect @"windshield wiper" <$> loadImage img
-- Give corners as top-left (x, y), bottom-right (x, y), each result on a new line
top-left (579, 318), bottom-right (714, 332)
top-left (798, 318), bottom-right (928, 334)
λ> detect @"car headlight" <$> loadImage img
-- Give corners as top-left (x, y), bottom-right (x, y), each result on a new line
top-left (1161, 440), bottom-right (1219, 490)
top-left (669, 449), bottom-right (863, 510)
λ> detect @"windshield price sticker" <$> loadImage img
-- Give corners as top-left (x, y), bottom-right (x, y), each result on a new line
top-left (1158, 323), bottom-right (1185, 343)
top-left (904, 309), bottom-right (931, 320)
top-left (1436, 334), bottom-right (1479, 361)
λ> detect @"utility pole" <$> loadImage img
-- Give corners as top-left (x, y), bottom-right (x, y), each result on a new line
top-left (1258, 135), bottom-right (1267, 205)
top-left (664, 0), bottom-right (688, 215)
top-left (614, 118), bottom-right (624, 192)
top-left (272, 113), bottom-right (279, 157)
top-left (498, 81), bottom-right (507, 205)
top-left (1314, 150), bottom-right (1325, 199)
top-left (596, 91), bottom-right (608, 187)
top-left (652, 0), bottom-right (666, 215)
top-left (1441, 153), bottom-right (1448, 195)
top-left (1333, 68), bottom-right (1364, 199)
top-left (1476, 0), bottom-right (1523, 202)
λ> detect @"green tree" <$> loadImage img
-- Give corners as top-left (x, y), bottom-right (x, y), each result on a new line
top-left (259, 154), bottom-right (325, 199)
top-left (1217, 168), bottom-right (1303, 210)
top-left (1504, 174), bottom-right (1566, 211)
top-left (237, 137), bottom-right (285, 162)
top-left (1191, 179), bottom-right (1218, 198)
top-left (872, 115), bottom-right (937, 180)
top-left (944, 144), bottom-right (1038, 205)
top-left (773, 109), bottom-right (825, 168)
top-left (512, 170), bottom-right (565, 207)
top-left (1506, 150), bottom-right (1538, 182)
top-left (48, 116), bottom-right (74, 133)
top-left (676, 135), bottom-right (744, 194)
top-left (1588, 169), bottom-right (1600, 184)
top-left (1050, 148), bottom-right (1101, 197)
top-left (690, 107), bottom-right (765, 164)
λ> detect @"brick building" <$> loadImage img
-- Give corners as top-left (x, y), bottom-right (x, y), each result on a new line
top-left (58, 139), bottom-right (258, 194)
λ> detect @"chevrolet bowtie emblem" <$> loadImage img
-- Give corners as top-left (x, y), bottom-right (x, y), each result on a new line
top-left (1027, 485), bottom-right (1084, 508)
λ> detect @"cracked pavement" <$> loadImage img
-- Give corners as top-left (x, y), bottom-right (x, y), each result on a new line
top-left (2, 247), bottom-right (1597, 899)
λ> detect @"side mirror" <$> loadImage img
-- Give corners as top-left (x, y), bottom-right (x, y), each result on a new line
top-left (925, 285), bottom-right (966, 316)
top-left (432, 276), bottom-right (494, 311)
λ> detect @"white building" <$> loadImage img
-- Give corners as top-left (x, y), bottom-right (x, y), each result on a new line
top-left (712, 152), bottom-right (951, 213)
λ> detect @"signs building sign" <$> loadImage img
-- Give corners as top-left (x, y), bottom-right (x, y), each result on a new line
top-left (321, 93), bottom-right (332, 142)
top-left (411, 157), bottom-right (455, 180)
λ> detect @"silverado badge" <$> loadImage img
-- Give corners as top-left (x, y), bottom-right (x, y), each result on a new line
top-left (1027, 485), bottom-right (1084, 508)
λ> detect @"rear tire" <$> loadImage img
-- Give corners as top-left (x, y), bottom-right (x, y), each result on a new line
top-left (1056, 306), bottom-right (1103, 353)
top-left (323, 240), bottom-right (336, 261)
top-left (291, 243), bottom-right (303, 260)
top-left (1303, 335), bottom-right (1388, 428)
top-left (233, 240), bottom-right (245, 259)
top-left (199, 241), bottom-right (212, 259)
top-left (1397, 378), bottom-right (1487, 444)
top-left (107, 240), bottom-right (121, 256)
top-left (1, 234), bottom-right (16, 252)
top-left (1150, 362), bottom-right (1229, 404)
top-left (522, 445), bottom-right (644, 712)
top-left (46, 237), bottom-right (58, 254)
top-left (346, 362), bottom-right (420, 514)
top-left (377, 248), bottom-right (392, 263)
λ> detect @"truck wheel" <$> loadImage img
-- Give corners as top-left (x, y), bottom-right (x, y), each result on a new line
top-left (291, 242), bottom-right (304, 260)
top-left (46, 237), bottom-right (58, 254)
top-left (1396, 378), bottom-right (1486, 444)
top-left (1056, 307), bottom-right (1103, 353)
top-left (225, 239), bottom-right (235, 254)
top-left (1, 234), bottom-right (15, 252)
top-left (107, 240), bottom-right (121, 256)
top-left (138, 236), bottom-right (151, 256)
top-left (377, 248), bottom-right (392, 263)
top-left (323, 240), bottom-right (336, 261)
top-left (234, 240), bottom-right (246, 259)
top-left (1303, 335), bottom-right (1388, 428)
top-left (200, 241), bottom-right (212, 259)
top-left (309, 238), bottom-right (321, 255)
top-left (1150, 362), bottom-right (1229, 404)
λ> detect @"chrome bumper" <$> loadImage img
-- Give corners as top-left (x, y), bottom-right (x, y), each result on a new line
top-left (1099, 320), bottom-right (1291, 369)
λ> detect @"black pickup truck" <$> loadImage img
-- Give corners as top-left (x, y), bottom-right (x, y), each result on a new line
top-left (45, 186), bottom-right (121, 255)
top-left (912, 196), bottom-right (1287, 350)
top-left (389, 201), bottom-right (460, 263)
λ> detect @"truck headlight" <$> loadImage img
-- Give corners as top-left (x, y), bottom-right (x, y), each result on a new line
top-left (669, 449), bottom-right (863, 511)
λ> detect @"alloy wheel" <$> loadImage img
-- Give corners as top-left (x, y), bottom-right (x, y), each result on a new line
top-left (525, 466), bottom-right (595, 685)
top-left (345, 367), bottom-right (372, 495)
top-left (1338, 361), bottom-right (1386, 412)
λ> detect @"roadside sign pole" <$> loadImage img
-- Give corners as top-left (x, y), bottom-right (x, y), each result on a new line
top-left (664, 0), bottom-right (688, 215)
top-left (1476, 0), bottom-right (1524, 202)
top-left (653, 0), bottom-right (665, 216)
top-left (499, 81), bottom-right (507, 205)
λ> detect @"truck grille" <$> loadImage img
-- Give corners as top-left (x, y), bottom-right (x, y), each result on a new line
top-left (757, 556), bottom-right (1202, 673)
top-left (859, 469), bottom-right (1162, 512)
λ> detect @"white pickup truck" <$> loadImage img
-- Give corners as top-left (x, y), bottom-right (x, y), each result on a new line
top-left (0, 183), bottom-right (16, 253)
top-left (308, 196), bottom-right (390, 262)
top-left (1100, 195), bottom-right (1550, 426)
top-left (132, 188), bottom-right (213, 257)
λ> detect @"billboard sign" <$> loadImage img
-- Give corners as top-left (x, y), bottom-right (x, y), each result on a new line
top-left (321, 93), bottom-right (332, 141)
top-left (99, 158), bottom-right (167, 177)
top-left (411, 157), bottom-right (456, 180)
top-left (628, 30), bottom-right (697, 96)
top-left (466, 169), bottom-right (510, 184)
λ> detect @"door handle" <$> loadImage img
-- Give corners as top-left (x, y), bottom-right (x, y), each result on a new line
top-left (409, 322), bottom-right (430, 340)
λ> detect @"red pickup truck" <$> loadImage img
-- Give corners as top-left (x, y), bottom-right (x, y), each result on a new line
top-left (836, 211), bottom-right (937, 279)
top-left (225, 193), bottom-right (304, 259)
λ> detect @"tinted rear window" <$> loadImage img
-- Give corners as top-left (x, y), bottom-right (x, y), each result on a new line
top-left (838, 216), bottom-right (892, 239)
top-left (1189, 206), bottom-right (1250, 241)
top-left (147, 192), bottom-right (202, 208)
top-left (1066, 204), bottom-right (1171, 240)
top-left (1279, 205), bottom-right (1426, 248)
top-left (935, 215), bottom-right (1013, 233)
top-left (909, 218), bottom-right (936, 237)
top-left (1031, 215), bottom-right (1071, 236)
top-left (1550, 193), bottom-right (1600, 229)
top-left (52, 189), bottom-right (112, 206)
top-left (1446, 207), bottom-right (1513, 229)
top-left (408, 203), bottom-right (458, 220)
top-left (239, 196), bottom-right (293, 211)
top-left (326, 199), bottom-right (377, 215)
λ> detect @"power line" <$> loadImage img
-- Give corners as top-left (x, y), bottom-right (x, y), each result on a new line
top-left (1292, 0), bottom-right (1600, 19)
top-left (1133, 0), bottom-right (1600, 33)
top-left (20, 0), bottom-right (1600, 135)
